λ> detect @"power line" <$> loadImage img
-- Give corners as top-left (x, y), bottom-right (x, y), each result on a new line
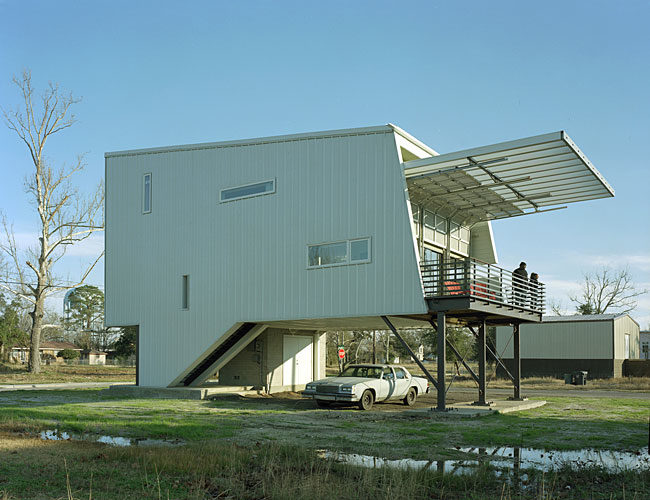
top-left (0, 279), bottom-right (104, 290)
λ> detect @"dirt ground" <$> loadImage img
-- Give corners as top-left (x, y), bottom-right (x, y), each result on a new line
top-left (231, 383), bottom-right (650, 415)
top-left (224, 389), bottom-right (501, 412)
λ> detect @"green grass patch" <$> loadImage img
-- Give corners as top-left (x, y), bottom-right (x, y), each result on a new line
top-left (0, 390), bottom-right (647, 459)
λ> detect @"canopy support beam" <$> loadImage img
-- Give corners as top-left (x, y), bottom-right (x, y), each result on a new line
top-left (381, 316), bottom-right (439, 391)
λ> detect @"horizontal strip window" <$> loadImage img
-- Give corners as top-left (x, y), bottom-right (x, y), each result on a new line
top-left (220, 179), bottom-right (275, 203)
top-left (308, 238), bottom-right (371, 268)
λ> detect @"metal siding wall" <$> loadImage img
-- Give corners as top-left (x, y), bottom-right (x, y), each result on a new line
top-left (613, 316), bottom-right (640, 359)
top-left (496, 321), bottom-right (613, 359)
top-left (105, 132), bottom-right (426, 386)
top-left (469, 222), bottom-right (497, 264)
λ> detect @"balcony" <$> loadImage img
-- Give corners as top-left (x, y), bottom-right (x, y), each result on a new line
top-left (420, 258), bottom-right (545, 323)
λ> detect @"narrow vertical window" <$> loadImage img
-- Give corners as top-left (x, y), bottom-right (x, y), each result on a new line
top-left (143, 173), bottom-right (152, 214)
top-left (182, 275), bottom-right (189, 310)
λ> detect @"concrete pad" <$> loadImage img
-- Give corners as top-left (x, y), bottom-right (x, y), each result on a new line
top-left (106, 384), bottom-right (259, 400)
top-left (0, 381), bottom-right (132, 392)
top-left (404, 399), bottom-right (546, 417)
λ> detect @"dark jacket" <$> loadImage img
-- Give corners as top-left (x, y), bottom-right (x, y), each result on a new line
top-left (513, 267), bottom-right (528, 282)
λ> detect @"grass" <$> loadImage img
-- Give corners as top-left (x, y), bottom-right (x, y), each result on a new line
top-left (0, 363), bottom-right (135, 384)
top-left (0, 389), bottom-right (648, 456)
top-left (0, 388), bottom-right (648, 498)
top-left (0, 435), bottom-right (648, 499)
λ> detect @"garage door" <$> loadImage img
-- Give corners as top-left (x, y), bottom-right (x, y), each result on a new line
top-left (282, 335), bottom-right (313, 387)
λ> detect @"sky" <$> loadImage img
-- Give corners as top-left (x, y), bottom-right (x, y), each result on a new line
top-left (0, 1), bottom-right (649, 327)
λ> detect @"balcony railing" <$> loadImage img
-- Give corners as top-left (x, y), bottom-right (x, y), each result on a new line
top-left (420, 258), bottom-right (545, 314)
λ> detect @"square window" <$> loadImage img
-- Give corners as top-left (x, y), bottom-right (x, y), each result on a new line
top-left (350, 239), bottom-right (370, 262)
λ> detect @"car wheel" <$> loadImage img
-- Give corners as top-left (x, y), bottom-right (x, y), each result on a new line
top-left (316, 400), bottom-right (331, 408)
top-left (358, 390), bottom-right (374, 411)
top-left (403, 387), bottom-right (417, 406)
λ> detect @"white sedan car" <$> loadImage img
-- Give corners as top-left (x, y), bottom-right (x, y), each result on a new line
top-left (302, 364), bottom-right (429, 410)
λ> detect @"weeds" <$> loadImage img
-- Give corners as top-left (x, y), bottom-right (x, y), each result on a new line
top-left (0, 363), bottom-right (135, 384)
top-left (1, 434), bottom-right (647, 499)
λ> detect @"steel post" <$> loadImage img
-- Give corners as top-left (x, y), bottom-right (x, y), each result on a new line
top-left (437, 311), bottom-right (446, 411)
top-left (513, 323), bottom-right (521, 399)
top-left (477, 320), bottom-right (487, 405)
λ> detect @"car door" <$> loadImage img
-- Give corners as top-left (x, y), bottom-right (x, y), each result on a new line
top-left (393, 367), bottom-right (410, 397)
top-left (377, 367), bottom-right (395, 400)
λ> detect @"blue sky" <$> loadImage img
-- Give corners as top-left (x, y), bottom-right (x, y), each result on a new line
top-left (1, 1), bottom-right (649, 326)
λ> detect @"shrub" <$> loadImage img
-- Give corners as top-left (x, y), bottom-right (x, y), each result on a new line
top-left (58, 349), bottom-right (80, 361)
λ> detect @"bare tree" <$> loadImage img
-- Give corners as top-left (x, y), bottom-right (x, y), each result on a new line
top-left (0, 70), bottom-right (104, 373)
top-left (547, 298), bottom-right (566, 316)
top-left (569, 267), bottom-right (646, 315)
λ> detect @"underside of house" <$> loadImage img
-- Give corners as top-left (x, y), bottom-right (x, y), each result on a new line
top-left (105, 124), bottom-right (614, 409)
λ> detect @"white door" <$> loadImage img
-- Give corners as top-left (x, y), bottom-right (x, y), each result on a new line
top-left (282, 335), bottom-right (313, 387)
top-left (624, 334), bottom-right (630, 359)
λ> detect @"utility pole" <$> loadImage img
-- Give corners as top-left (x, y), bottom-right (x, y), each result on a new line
top-left (372, 330), bottom-right (376, 364)
top-left (337, 331), bottom-right (342, 374)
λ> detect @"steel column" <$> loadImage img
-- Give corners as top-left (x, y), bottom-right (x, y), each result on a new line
top-left (430, 319), bottom-right (479, 384)
top-left (477, 320), bottom-right (487, 405)
top-left (467, 325), bottom-right (515, 383)
top-left (513, 323), bottom-right (521, 399)
top-left (437, 311), bottom-right (446, 411)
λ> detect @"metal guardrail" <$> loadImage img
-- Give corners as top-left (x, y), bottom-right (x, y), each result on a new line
top-left (420, 258), bottom-right (545, 314)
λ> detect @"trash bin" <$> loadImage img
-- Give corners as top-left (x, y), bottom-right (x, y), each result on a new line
top-left (572, 370), bottom-right (588, 385)
top-left (563, 373), bottom-right (572, 384)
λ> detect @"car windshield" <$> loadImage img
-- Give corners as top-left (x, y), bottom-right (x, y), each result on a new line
top-left (340, 366), bottom-right (383, 378)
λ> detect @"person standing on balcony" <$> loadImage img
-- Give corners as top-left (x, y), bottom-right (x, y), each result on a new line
top-left (512, 262), bottom-right (528, 306)
top-left (529, 273), bottom-right (540, 310)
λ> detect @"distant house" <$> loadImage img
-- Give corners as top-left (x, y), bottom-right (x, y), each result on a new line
top-left (81, 350), bottom-right (107, 365)
top-left (641, 331), bottom-right (650, 360)
top-left (496, 314), bottom-right (640, 378)
top-left (11, 341), bottom-right (82, 363)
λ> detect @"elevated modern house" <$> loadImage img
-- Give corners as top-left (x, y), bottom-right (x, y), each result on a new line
top-left (105, 125), bottom-right (614, 409)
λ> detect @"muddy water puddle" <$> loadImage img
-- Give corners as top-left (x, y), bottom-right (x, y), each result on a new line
top-left (39, 429), bottom-right (184, 447)
top-left (321, 446), bottom-right (650, 475)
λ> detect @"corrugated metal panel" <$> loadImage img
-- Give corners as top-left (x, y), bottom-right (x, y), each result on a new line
top-left (613, 315), bottom-right (640, 359)
top-left (469, 221), bottom-right (498, 264)
top-left (496, 320), bottom-right (613, 359)
top-left (402, 131), bottom-right (614, 225)
top-left (105, 131), bottom-right (426, 386)
top-left (542, 313), bottom-right (633, 322)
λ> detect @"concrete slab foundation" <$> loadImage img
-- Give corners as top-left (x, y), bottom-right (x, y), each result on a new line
top-left (405, 399), bottom-right (546, 417)
top-left (106, 384), bottom-right (259, 400)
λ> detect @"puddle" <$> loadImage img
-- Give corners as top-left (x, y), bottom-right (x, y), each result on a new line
top-left (321, 446), bottom-right (650, 475)
top-left (458, 446), bottom-right (650, 472)
top-left (39, 429), bottom-right (183, 447)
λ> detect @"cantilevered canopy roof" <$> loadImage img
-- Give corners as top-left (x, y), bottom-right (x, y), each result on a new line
top-left (403, 131), bottom-right (614, 225)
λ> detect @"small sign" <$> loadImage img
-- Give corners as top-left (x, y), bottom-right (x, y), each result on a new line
top-left (338, 348), bottom-right (346, 359)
